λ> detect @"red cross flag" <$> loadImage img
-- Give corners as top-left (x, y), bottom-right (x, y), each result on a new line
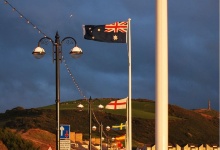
top-left (105, 97), bottom-right (127, 110)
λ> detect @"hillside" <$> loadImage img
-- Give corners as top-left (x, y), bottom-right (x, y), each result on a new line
top-left (0, 98), bottom-right (219, 149)
top-left (18, 129), bottom-right (55, 150)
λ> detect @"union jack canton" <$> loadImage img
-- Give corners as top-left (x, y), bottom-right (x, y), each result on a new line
top-left (104, 21), bottom-right (128, 33)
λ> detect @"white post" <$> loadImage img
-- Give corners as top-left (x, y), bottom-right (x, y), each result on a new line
top-left (126, 104), bottom-right (128, 150)
top-left (128, 18), bottom-right (132, 150)
top-left (155, 0), bottom-right (168, 150)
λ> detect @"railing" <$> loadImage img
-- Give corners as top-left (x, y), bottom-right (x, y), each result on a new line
top-left (140, 144), bottom-right (220, 150)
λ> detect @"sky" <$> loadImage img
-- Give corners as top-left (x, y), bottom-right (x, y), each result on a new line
top-left (0, 0), bottom-right (219, 113)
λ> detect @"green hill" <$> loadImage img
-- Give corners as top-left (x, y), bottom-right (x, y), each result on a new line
top-left (0, 98), bottom-right (219, 148)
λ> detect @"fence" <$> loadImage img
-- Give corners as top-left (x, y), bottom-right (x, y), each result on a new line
top-left (141, 144), bottom-right (220, 150)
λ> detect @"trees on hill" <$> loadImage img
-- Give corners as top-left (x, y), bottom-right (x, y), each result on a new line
top-left (0, 128), bottom-right (39, 150)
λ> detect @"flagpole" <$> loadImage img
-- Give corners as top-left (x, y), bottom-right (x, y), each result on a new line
top-left (125, 121), bottom-right (127, 149)
top-left (126, 106), bottom-right (128, 150)
top-left (155, 0), bottom-right (168, 150)
top-left (127, 18), bottom-right (132, 150)
top-left (83, 19), bottom-right (132, 149)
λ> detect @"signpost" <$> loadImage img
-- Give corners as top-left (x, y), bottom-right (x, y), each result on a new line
top-left (60, 140), bottom-right (71, 150)
top-left (60, 125), bottom-right (71, 150)
top-left (60, 125), bottom-right (70, 139)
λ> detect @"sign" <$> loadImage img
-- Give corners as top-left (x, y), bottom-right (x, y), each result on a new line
top-left (60, 125), bottom-right (70, 139)
top-left (60, 139), bottom-right (70, 150)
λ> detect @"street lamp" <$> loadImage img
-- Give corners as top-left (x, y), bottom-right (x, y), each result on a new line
top-left (92, 125), bottom-right (97, 131)
top-left (111, 137), bottom-right (116, 150)
top-left (77, 97), bottom-right (104, 150)
top-left (77, 103), bottom-right (84, 111)
top-left (32, 32), bottom-right (83, 150)
top-left (100, 123), bottom-right (103, 150)
top-left (92, 122), bottom-right (103, 150)
top-left (111, 137), bottom-right (115, 141)
top-left (106, 126), bottom-right (111, 149)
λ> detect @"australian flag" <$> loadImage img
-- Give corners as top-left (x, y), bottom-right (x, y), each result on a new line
top-left (83, 21), bottom-right (127, 43)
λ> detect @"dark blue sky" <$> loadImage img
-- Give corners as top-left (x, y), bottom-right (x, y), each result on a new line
top-left (0, 0), bottom-right (219, 112)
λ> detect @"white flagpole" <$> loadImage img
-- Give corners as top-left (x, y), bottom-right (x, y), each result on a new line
top-left (155, 0), bottom-right (168, 150)
top-left (125, 121), bottom-right (128, 149)
top-left (127, 18), bottom-right (132, 150)
top-left (126, 98), bottom-right (128, 150)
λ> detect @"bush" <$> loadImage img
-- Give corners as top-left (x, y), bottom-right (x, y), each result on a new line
top-left (0, 128), bottom-right (39, 150)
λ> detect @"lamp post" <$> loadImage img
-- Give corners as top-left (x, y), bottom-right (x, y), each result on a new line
top-left (32, 32), bottom-right (83, 150)
top-left (111, 137), bottom-right (115, 150)
top-left (89, 97), bottom-right (92, 150)
top-left (100, 122), bottom-right (103, 150)
top-left (106, 126), bottom-right (111, 149)
top-left (77, 97), bottom-right (104, 150)
top-left (92, 122), bottom-right (103, 150)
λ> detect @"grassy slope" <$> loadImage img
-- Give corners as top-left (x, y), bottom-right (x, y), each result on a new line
top-left (0, 98), bottom-right (219, 147)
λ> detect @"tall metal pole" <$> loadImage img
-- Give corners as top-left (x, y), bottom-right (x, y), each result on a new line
top-left (107, 132), bottom-right (109, 149)
top-left (100, 122), bottom-right (103, 150)
top-left (105, 126), bottom-right (111, 149)
top-left (155, 0), bottom-right (168, 150)
top-left (55, 32), bottom-right (61, 150)
top-left (33, 31), bottom-right (83, 150)
top-left (127, 18), bottom-right (132, 150)
top-left (89, 96), bottom-right (92, 150)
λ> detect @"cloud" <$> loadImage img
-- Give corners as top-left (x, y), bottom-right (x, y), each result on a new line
top-left (0, 0), bottom-right (218, 112)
